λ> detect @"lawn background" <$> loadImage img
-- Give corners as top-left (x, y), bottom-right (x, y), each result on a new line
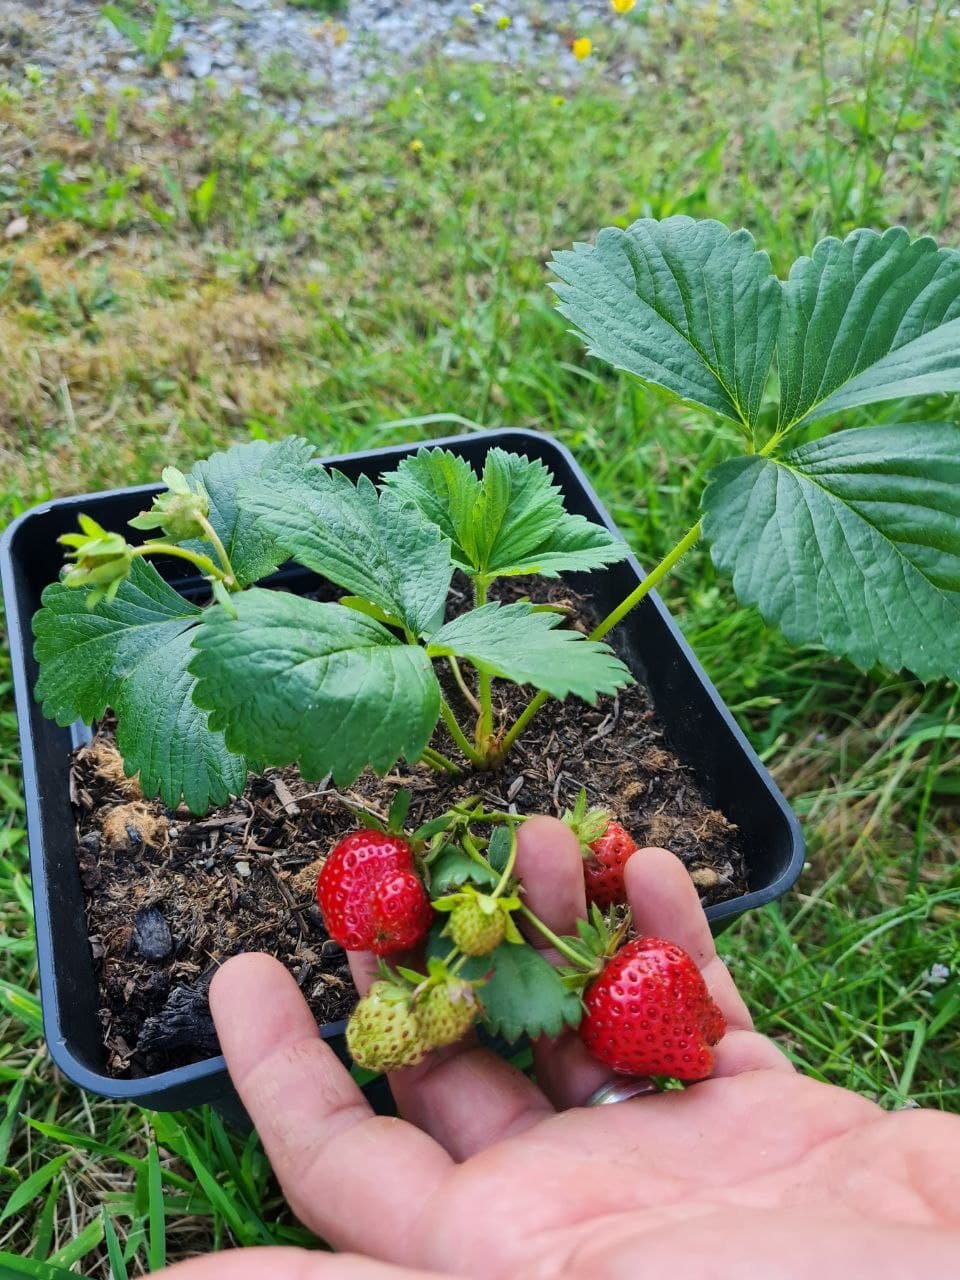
top-left (1, 0), bottom-right (959, 1273)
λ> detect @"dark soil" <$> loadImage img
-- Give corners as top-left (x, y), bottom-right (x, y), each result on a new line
top-left (72, 576), bottom-right (748, 1078)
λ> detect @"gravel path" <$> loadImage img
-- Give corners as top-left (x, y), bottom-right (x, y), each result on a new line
top-left (2, 0), bottom-right (649, 125)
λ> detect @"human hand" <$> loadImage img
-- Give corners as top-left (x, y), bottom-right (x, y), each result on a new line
top-left (163, 818), bottom-right (960, 1279)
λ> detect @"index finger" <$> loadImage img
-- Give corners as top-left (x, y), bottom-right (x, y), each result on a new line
top-left (624, 847), bottom-right (753, 1029)
top-left (209, 953), bottom-right (453, 1262)
top-left (625, 848), bottom-right (794, 1075)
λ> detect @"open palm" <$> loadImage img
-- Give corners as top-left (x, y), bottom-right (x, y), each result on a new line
top-left (167, 819), bottom-right (960, 1279)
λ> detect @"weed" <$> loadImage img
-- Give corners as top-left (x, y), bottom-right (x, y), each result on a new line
top-left (101, 2), bottom-right (183, 73)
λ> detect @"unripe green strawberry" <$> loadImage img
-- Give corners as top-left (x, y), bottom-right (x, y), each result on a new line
top-left (448, 898), bottom-right (506, 956)
top-left (346, 980), bottom-right (427, 1073)
top-left (416, 979), bottom-right (479, 1050)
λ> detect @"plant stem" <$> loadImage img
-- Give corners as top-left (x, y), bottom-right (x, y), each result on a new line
top-left (490, 825), bottom-right (518, 900)
top-left (132, 542), bottom-right (227, 581)
top-left (496, 520), bottom-right (702, 759)
top-left (589, 519), bottom-right (702, 642)
top-left (518, 904), bottom-right (592, 969)
top-left (470, 809), bottom-right (531, 825)
top-left (420, 745), bottom-right (463, 776)
top-left (439, 698), bottom-right (487, 768)
top-left (473, 578), bottom-right (495, 749)
top-left (448, 657), bottom-right (482, 714)
top-left (197, 515), bottom-right (238, 589)
top-left (460, 830), bottom-right (495, 874)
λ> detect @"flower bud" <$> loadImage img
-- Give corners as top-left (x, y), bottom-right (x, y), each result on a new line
top-left (129, 467), bottom-right (210, 542)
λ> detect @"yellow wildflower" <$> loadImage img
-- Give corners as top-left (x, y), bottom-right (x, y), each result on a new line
top-left (497, 15), bottom-right (511, 29)
top-left (552, 95), bottom-right (566, 107)
top-left (572, 36), bottom-right (592, 61)
top-left (409, 138), bottom-right (424, 154)
top-left (470, 3), bottom-right (484, 11)
top-left (610, 0), bottom-right (637, 11)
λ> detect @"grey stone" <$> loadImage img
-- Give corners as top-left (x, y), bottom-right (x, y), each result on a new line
top-left (5, 0), bottom-right (663, 129)
top-left (132, 906), bottom-right (173, 963)
top-left (187, 50), bottom-right (213, 78)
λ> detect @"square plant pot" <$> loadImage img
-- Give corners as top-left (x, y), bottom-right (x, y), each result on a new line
top-left (1, 428), bottom-right (804, 1113)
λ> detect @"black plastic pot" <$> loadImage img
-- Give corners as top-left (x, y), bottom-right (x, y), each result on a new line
top-left (1, 428), bottom-right (803, 1113)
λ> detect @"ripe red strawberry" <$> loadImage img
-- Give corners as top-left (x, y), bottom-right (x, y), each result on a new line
top-left (316, 830), bottom-right (432, 955)
top-left (580, 936), bottom-right (726, 1081)
top-left (584, 821), bottom-right (638, 907)
top-left (370, 870), bottom-right (434, 952)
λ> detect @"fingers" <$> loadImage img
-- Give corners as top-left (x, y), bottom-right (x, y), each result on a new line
top-left (625, 849), bottom-right (794, 1077)
top-left (515, 817), bottom-right (615, 1109)
top-left (515, 815), bottom-right (588, 939)
top-left (160, 1247), bottom-right (445, 1280)
top-left (624, 848), bottom-right (753, 1030)
top-left (711, 1028), bottom-right (794, 1075)
top-left (209, 954), bottom-right (452, 1261)
top-left (519, 830), bottom-right (792, 1097)
top-left (346, 944), bottom-right (553, 1161)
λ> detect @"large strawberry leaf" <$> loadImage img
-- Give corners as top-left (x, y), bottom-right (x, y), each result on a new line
top-left (549, 216), bottom-right (780, 428)
top-left (113, 627), bottom-right (248, 813)
top-left (777, 227), bottom-right (960, 429)
top-left (33, 559), bottom-right (246, 811)
top-left (180, 437), bottom-right (317, 586)
top-left (701, 422), bottom-right (960, 681)
top-left (381, 448), bottom-right (479, 562)
top-left (239, 467), bottom-right (453, 636)
top-left (462, 942), bottom-right (583, 1043)
top-left (427, 602), bottom-right (632, 702)
top-left (190, 589), bottom-right (442, 785)
top-left (382, 447), bottom-right (627, 580)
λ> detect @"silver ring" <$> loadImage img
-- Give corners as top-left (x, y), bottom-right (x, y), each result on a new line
top-left (584, 1078), bottom-right (658, 1106)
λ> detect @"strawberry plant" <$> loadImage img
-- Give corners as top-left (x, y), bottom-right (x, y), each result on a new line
top-left (29, 215), bottom-right (960, 1079)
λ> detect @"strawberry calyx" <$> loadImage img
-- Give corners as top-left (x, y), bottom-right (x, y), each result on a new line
top-left (553, 902), bottom-right (632, 992)
top-left (560, 788), bottom-right (610, 858)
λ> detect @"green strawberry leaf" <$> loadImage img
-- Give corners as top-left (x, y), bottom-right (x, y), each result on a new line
top-left (428, 845), bottom-right (498, 895)
top-left (238, 466), bottom-right (453, 635)
top-left (465, 942), bottom-right (584, 1043)
top-left (381, 448), bottom-right (480, 568)
top-left (427, 602), bottom-right (633, 702)
top-left (190, 588), bottom-right (442, 785)
top-left (486, 825), bottom-right (512, 874)
top-left (550, 216), bottom-right (780, 428)
top-left (778, 227), bottom-right (960, 429)
top-left (178, 437), bottom-right (317, 586)
top-left (701, 422), bottom-right (960, 681)
top-left (114, 627), bottom-right (247, 813)
top-left (413, 815), bottom-right (458, 841)
top-left (33, 559), bottom-right (246, 811)
top-left (383, 448), bottom-right (628, 580)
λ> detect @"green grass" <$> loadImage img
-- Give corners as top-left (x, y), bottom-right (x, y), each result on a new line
top-left (1, 0), bottom-right (958, 1272)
